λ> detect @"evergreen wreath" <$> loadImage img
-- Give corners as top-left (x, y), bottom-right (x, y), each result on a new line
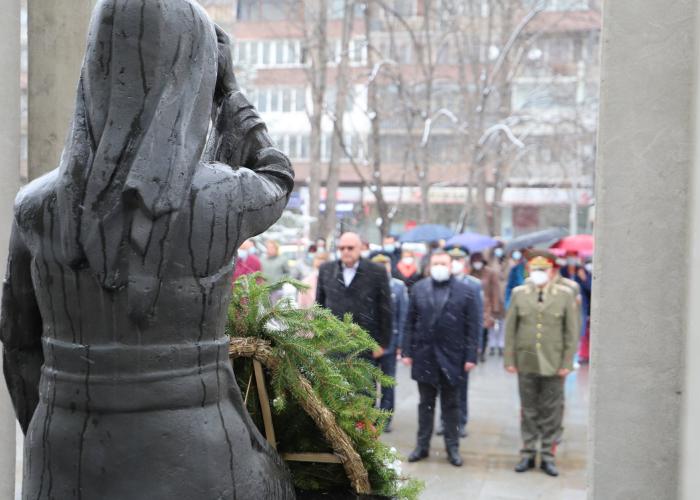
top-left (226, 274), bottom-right (423, 499)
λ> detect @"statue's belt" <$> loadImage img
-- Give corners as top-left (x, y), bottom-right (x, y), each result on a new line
top-left (39, 337), bottom-right (233, 413)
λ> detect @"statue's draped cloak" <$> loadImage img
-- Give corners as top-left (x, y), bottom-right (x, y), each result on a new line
top-left (0, 0), bottom-right (296, 498)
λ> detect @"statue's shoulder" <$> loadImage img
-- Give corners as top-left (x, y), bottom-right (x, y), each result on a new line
top-left (14, 168), bottom-right (60, 229)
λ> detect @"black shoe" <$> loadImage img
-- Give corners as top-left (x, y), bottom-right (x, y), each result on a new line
top-left (489, 347), bottom-right (495, 356)
top-left (436, 426), bottom-right (444, 436)
top-left (384, 421), bottom-right (393, 433)
top-left (480, 352), bottom-right (486, 362)
top-left (447, 449), bottom-right (463, 467)
top-left (514, 457), bottom-right (536, 473)
top-left (540, 460), bottom-right (559, 477)
top-left (498, 348), bottom-right (504, 357)
top-left (407, 449), bottom-right (429, 463)
top-left (459, 425), bottom-right (468, 438)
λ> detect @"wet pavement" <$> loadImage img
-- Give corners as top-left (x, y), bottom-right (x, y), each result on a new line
top-left (382, 355), bottom-right (589, 500)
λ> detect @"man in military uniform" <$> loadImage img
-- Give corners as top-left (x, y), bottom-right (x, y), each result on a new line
top-left (504, 251), bottom-right (578, 477)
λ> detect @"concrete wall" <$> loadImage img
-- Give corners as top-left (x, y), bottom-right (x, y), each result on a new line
top-left (590, 0), bottom-right (696, 498)
top-left (0, 0), bottom-right (21, 497)
top-left (28, 0), bottom-right (94, 180)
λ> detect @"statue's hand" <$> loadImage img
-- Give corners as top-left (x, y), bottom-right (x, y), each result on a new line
top-left (214, 24), bottom-right (238, 103)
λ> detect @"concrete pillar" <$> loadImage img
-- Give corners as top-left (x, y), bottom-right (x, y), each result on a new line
top-left (0, 0), bottom-right (21, 497)
top-left (681, 8), bottom-right (700, 499)
top-left (590, 1), bottom-right (696, 498)
top-left (27, 0), bottom-right (94, 180)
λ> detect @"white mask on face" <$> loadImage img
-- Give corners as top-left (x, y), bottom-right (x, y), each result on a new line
top-left (238, 250), bottom-right (249, 261)
top-left (472, 261), bottom-right (484, 271)
top-left (430, 265), bottom-right (451, 282)
top-left (584, 263), bottom-right (593, 273)
top-left (451, 260), bottom-right (465, 275)
top-left (401, 257), bottom-right (415, 266)
top-left (512, 251), bottom-right (522, 261)
top-left (361, 250), bottom-right (371, 259)
top-left (383, 244), bottom-right (396, 253)
top-left (530, 270), bottom-right (550, 287)
top-left (494, 248), bottom-right (504, 258)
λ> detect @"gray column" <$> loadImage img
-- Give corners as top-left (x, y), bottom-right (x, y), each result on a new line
top-left (28, 0), bottom-right (94, 180)
top-left (681, 9), bottom-right (700, 499)
top-left (590, 1), bottom-right (696, 499)
top-left (0, 0), bottom-right (21, 497)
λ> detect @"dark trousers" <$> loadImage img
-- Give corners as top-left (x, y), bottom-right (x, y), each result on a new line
top-left (379, 350), bottom-right (397, 418)
top-left (441, 372), bottom-right (469, 429)
top-left (518, 373), bottom-right (564, 462)
top-left (417, 372), bottom-right (460, 452)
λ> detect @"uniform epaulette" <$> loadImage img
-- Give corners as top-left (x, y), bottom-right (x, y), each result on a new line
top-left (513, 283), bottom-right (532, 295)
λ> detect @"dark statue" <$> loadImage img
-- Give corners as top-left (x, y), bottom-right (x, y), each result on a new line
top-left (0, 0), bottom-right (296, 498)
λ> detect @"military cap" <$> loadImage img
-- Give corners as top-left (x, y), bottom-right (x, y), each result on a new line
top-left (526, 249), bottom-right (556, 270)
top-left (447, 248), bottom-right (467, 259)
top-left (370, 254), bottom-right (391, 264)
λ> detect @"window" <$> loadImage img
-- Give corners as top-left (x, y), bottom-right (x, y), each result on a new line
top-left (295, 88), bottom-right (306, 112)
top-left (270, 90), bottom-right (279, 112)
top-left (301, 135), bottom-right (309, 159)
top-left (257, 90), bottom-right (268, 112)
top-left (282, 89), bottom-right (292, 112)
top-left (522, 0), bottom-right (589, 11)
top-left (288, 135), bottom-right (298, 158)
top-left (275, 41), bottom-right (284, 65)
top-left (261, 41), bottom-right (271, 66)
top-left (249, 41), bottom-right (258, 65)
top-left (237, 0), bottom-right (287, 21)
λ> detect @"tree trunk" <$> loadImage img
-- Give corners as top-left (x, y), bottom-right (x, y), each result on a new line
top-left (306, 0), bottom-right (328, 239)
top-left (321, 0), bottom-right (355, 242)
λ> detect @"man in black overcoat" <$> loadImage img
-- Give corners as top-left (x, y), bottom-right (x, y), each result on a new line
top-left (402, 250), bottom-right (480, 466)
top-left (316, 232), bottom-right (392, 358)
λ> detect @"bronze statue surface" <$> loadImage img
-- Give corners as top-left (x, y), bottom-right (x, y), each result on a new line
top-left (1, 0), bottom-right (295, 498)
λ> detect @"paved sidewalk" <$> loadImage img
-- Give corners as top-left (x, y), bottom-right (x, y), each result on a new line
top-left (382, 356), bottom-right (589, 500)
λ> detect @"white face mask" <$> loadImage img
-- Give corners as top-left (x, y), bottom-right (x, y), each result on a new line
top-left (238, 250), bottom-right (249, 261)
top-left (472, 261), bottom-right (484, 271)
top-left (584, 263), bottom-right (593, 273)
top-left (401, 257), bottom-right (414, 266)
top-left (384, 244), bottom-right (396, 253)
top-left (512, 251), bottom-right (522, 261)
top-left (451, 260), bottom-right (465, 275)
top-left (494, 248), bottom-right (504, 258)
top-left (530, 270), bottom-right (550, 286)
top-left (430, 265), bottom-right (451, 282)
top-left (360, 250), bottom-right (371, 259)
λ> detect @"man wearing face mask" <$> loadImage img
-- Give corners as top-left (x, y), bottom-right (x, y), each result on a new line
top-left (395, 249), bottom-right (422, 289)
top-left (504, 251), bottom-right (578, 477)
top-left (402, 250), bottom-right (480, 467)
top-left (442, 248), bottom-right (483, 437)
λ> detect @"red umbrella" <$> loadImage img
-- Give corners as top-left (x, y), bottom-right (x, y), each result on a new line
top-left (550, 234), bottom-right (594, 256)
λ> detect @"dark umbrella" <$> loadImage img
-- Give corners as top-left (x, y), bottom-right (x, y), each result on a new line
top-left (504, 227), bottom-right (568, 253)
top-left (445, 232), bottom-right (498, 253)
top-left (399, 224), bottom-right (455, 243)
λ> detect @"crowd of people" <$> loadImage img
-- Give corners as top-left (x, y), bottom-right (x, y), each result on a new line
top-left (233, 231), bottom-right (594, 475)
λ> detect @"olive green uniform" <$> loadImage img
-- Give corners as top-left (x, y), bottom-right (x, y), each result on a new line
top-left (504, 282), bottom-right (578, 462)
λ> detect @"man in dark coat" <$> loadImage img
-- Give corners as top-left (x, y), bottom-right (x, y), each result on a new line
top-left (371, 254), bottom-right (409, 432)
top-left (402, 250), bottom-right (480, 467)
top-left (316, 232), bottom-right (392, 357)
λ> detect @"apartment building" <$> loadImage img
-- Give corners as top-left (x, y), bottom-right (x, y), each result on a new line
top-left (201, 0), bottom-right (601, 237)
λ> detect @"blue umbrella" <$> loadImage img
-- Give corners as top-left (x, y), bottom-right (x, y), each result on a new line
top-left (446, 232), bottom-right (498, 253)
top-left (399, 224), bottom-right (455, 243)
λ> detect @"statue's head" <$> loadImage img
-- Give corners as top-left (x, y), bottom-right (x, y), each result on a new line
top-left (58, 0), bottom-right (220, 287)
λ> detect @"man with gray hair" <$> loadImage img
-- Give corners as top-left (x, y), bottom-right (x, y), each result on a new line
top-left (316, 232), bottom-right (393, 358)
